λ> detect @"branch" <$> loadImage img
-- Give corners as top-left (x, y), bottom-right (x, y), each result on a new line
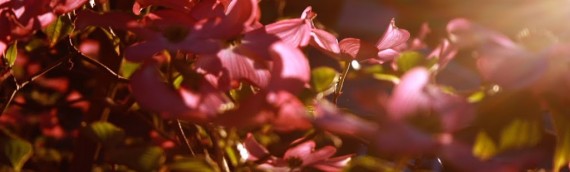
top-left (1, 57), bottom-right (68, 114)
top-left (175, 119), bottom-right (197, 156)
top-left (333, 62), bottom-right (351, 104)
top-left (77, 54), bottom-right (129, 83)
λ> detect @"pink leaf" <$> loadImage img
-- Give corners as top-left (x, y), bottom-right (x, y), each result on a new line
top-left (51, 0), bottom-right (88, 14)
top-left (446, 18), bottom-right (516, 49)
top-left (476, 46), bottom-right (547, 89)
top-left (387, 67), bottom-right (430, 119)
top-left (75, 10), bottom-right (138, 30)
top-left (313, 100), bottom-right (378, 137)
top-left (124, 41), bottom-right (166, 62)
top-left (284, 141), bottom-right (315, 159)
top-left (376, 18), bottom-right (410, 50)
top-left (265, 19), bottom-right (312, 47)
top-left (203, 0), bottom-right (260, 39)
top-left (339, 38), bottom-right (379, 61)
top-left (196, 47), bottom-right (271, 89)
top-left (268, 42), bottom-right (310, 93)
top-left (310, 29), bottom-right (340, 54)
top-left (130, 62), bottom-right (191, 115)
top-left (243, 133), bottom-right (271, 161)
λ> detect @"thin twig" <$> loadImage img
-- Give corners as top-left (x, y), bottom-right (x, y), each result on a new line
top-left (333, 62), bottom-right (351, 104)
top-left (68, 37), bottom-right (128, 83)
top-left (78, 55), bottom-right (129, 83)
top-left (207, 124), bottom-right (230, 172)
top-left (175, 119), bottom-right (196, 156)
top-left (1, 57), bottom-right (68, 114)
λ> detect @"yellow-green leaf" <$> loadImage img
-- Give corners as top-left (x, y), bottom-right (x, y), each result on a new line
top-left (44, 16), bottom-right (73, 47)
top-left (120, 60), bottom-right (141, 79)
top-left (372, 73), bottom-right (400, 84)
top-left (498, 119), bottom-right (541, 150)
top-left (105, 146), bottom-right (165, 172)
top-left (168, 157), bottom-right (220, 172)
top-left (554, 124), bottom-right (570, 172)
top-left (1, 138), bottom-right (32, 172)
top-left (472, 131), bottom-right (497, 160)
top-left (343, 156), bottom-right (395, 172)
top-left (3, 42), bottom-right (17, 67)
top-left (396, 51), bottom-right (424, 72)
top-left (467, 91), bottom-right (485, 103)
top-left (311, 67), bottom-right (338, 92)
top-left (82, 122), bottom-right (125, 147)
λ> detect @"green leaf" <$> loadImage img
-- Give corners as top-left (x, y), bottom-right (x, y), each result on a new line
top-left (105, 146), bottom-right (165, 172)
top-left (0, 137), bottom-right (32, 172)
top-left (372, 73), bottom-right (400, 84)
top-left (168, 157), bottom-right (220, 172)
top-left (395, 51), bottom-right (424, 72)
top-left (311, 67), bottom-right (338, 92)
top-left (472, 131), bottom-right (497, 160)
top-left (342, 156), bottom-right (396, 172)
top-left (3, 42), bottom-right (17, 67)
top-left (498, 119), bottom-right (541, 150)
top-left (82, 122), bottom-right (125, 147)
top-left (362, 64), bottom-right (383, 74)
top-left (119, 60), bottom-right (141, 79)
top-left (44, 15), bottom-right (73, 47)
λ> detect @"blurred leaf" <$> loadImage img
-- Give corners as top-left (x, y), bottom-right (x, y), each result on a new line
top-left (105, 146), bottom-right (165, 172)
top-left (396, 51), bottom-right (424, 72)
top-left (44, 16), bottom-right (73, 47)
top-left (362, 64), bottom-right (383, 74)
top-left (225, 146), bottom-right (239, 167)
top-left (168, 156), bottom-right (220, 172)
top-left (343, 156), bottom-right (397, 172)
top-left (3, 42), bottom-right (17, 68)
top-left (550, 107), bottom-right (570, 172)
top-left (467, 91), bottom-right (485, 103)
top-left (0, 137), bottom-right (32, 172)
top-left (554, 124), bottom-right (570, 172)
top-left (472, 131), bottom-right (497, 160)
top-left (173, 75), bottom-right (184, 88)
top-left (498, 119), bottom-right (541, 150)
top-left (311, 67), bottom-right (337, 92)
top-left (83, 122), bottom-right (125, 147)
top-left (24, 38), bottom-right (45, 52)
top-left (372, 73), bottom-right (400, 84)
top-left (120, 60), bottom-right (141, 79)
top-left (229, 84), bottom-right (255, 102)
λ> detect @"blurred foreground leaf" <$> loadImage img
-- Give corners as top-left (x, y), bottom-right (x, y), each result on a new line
top-left (396, 51), bottom-right (424, 72)
top-left (168, 156), bottom-right (220, 172)
top-left (499, 119), bottom-right (541, 150)
top-left (343, 156), bottom-right (397, 172)
top-left (472, 131), bottom-right (497, 160)
top-left (0, 137), bottom-right (32, 172)
top-left (105, 146), bottom-right (165, 172)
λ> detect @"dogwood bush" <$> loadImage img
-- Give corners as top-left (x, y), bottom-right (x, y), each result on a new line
top-left (0, 0), bottom-right (569, 171)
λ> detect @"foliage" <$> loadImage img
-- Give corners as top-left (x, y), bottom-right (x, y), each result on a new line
top-left (0, 0), bottom-right (569, 171)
